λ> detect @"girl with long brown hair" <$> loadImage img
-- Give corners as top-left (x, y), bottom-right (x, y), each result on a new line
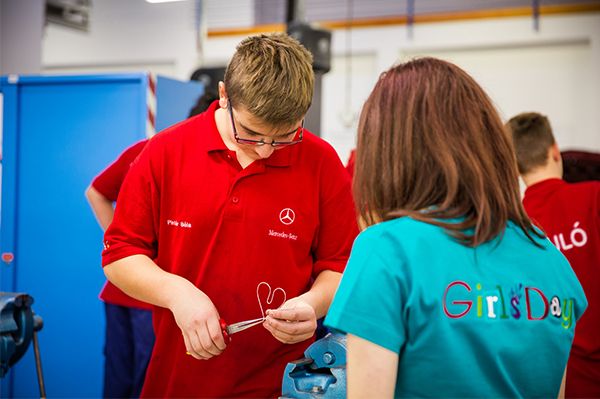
top-left (325, 57), bottom-right (587, 398)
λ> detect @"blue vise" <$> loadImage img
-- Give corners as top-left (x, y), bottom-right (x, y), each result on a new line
top-left (280, 332), bottom-right (346, 399)
top-left (0, 292), bottom-right (43, 378)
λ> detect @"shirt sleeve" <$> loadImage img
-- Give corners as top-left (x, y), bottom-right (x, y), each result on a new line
top-left (91, 140), bottom-right (148, 201)
top-left (101, 139), bottom-right (159, 266)
top-left (325, 227), bottom-right (408, 353)
top-left (311, 145), bottom-right (359, 277)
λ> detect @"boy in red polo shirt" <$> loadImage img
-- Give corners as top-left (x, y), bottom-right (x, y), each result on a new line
top-left (101, 33), bottom-right (358, 398)
top-left (508, 112), bottom-right (600, 398)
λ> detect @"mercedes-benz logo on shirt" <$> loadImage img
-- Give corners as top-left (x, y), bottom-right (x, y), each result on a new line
top-left (279, 208), bottom-right (296, 225)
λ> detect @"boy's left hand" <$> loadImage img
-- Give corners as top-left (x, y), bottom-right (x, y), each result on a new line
top-left (263, 297), bottom-right (317, 344)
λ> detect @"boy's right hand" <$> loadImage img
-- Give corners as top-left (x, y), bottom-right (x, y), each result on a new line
top-left (169, 280), bottom-right (227, 360)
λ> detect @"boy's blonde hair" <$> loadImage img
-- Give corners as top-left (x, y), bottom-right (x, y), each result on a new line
top-left (224, 33), bottom-right (314, 127)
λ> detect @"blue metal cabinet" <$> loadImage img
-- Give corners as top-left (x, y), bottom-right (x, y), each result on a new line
top-left (0, 74), bottom-right (202, 398)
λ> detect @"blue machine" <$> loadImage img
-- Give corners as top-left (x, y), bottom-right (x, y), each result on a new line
top-left (281, 333), bottom-right (347, 399)
top-left (0, 73), bottom-right (202, 397)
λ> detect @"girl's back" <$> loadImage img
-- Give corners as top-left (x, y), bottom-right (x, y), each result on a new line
top-left (327, 217), bottom-right (586, 397)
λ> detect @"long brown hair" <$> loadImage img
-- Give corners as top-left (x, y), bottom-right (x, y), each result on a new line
top-left (355, 57), bottom-right (542, 246)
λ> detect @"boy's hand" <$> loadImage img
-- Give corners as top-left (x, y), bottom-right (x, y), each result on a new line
top-left (169, 282), bottom-right (227, 360)
top-left (263, 297), bottom-right (317, 344)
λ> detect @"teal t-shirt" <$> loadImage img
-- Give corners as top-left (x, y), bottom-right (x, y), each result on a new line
top-left (325, 218), bottom-right (587, 398)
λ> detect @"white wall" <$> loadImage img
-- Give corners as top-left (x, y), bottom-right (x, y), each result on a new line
top-left (42, 7), bottom-right (600, 161)
top-left (203, 13), bottom-right (600, 162)
top-left (405, 42), bottom-right (595, 152)
top-left (42, 0), bottom-right (201, 79)
top-left (398, 14), bottom-right (600, 156)
top-left (0, 0), bottom-right (45, 75)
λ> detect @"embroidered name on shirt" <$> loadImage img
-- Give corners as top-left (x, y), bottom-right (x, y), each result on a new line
top-left (268, 229), bottom-right (297, 241)
top-left (167, 219), bottom-right (192, 228)
top-left (443, 280), bottom-right (576, 329)
top-left (551, 221), bottom-right (588, 251)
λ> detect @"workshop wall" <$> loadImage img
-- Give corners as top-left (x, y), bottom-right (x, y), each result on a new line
top-left (202, 12), bottom-right (600, 161)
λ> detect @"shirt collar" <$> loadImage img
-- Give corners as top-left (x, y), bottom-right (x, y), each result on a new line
top-left (524, 178), bottom-right (565, 198)
top-left (204, 100), bottom-right (228, 152)
top-left (263, 145), bottom-right (295, 167)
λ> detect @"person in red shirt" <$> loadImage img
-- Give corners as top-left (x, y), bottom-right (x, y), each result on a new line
top-left (87, 139), bottom-right (152, 398)
top-left (508, 112), bottom-right (600, 398)
top-left (86, 91), bottom-right (218, 398)
top-left (101, 33), bottom-right (358, 398)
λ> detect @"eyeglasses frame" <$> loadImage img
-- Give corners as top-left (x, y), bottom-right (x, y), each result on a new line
top-left (227, 102), bottom-right (304, 147)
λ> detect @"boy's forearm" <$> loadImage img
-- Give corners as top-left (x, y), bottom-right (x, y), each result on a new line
top-left (104, 254), bottom-right (194, 310)
top-left (298, 270), bottom-right (342, 318)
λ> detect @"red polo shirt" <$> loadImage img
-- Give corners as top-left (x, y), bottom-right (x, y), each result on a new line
top-left (346, 149), bottom-right (355, 177)
top-left (92, 139), bottom-right (151, 310)
top-left (102, 101), bottom-right (358, 398)
top-left (523, 178), bottom-right (600, 397)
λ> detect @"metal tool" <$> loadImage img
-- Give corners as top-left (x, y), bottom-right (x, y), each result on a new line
top-left (219, 317), bottom-right (265, 342)
top-left (280, 332), bottom-right (347, 399)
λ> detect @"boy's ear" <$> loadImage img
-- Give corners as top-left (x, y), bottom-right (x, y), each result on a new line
top-left (550, 143), bottom-right (561, 162)
top-left (218, 82), bottom-right (228, 109)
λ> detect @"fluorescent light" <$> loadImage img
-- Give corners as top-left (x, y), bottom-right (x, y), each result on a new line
top-left (146, 0), bottom-right (187, 3)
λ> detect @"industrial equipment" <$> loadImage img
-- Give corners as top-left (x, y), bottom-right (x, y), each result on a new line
top-left (0, 293), bottom-right (44, 397)
top-left (281, 333), bottom-right (346, 399)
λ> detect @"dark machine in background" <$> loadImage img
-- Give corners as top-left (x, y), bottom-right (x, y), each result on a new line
top-left (45, 0), bottom-right (91, 32)
top-left (562, 150), bottom-right (600, 183)
top-left (0, 293), bottom-right (45, 397)
top-left (286, 0), bottom-right (332, 137)
top-left (190, 66), bottom-right (225, 96)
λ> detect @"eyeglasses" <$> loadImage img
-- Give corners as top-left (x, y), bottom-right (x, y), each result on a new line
top-left (228, 102), bottom-right (304, 147)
